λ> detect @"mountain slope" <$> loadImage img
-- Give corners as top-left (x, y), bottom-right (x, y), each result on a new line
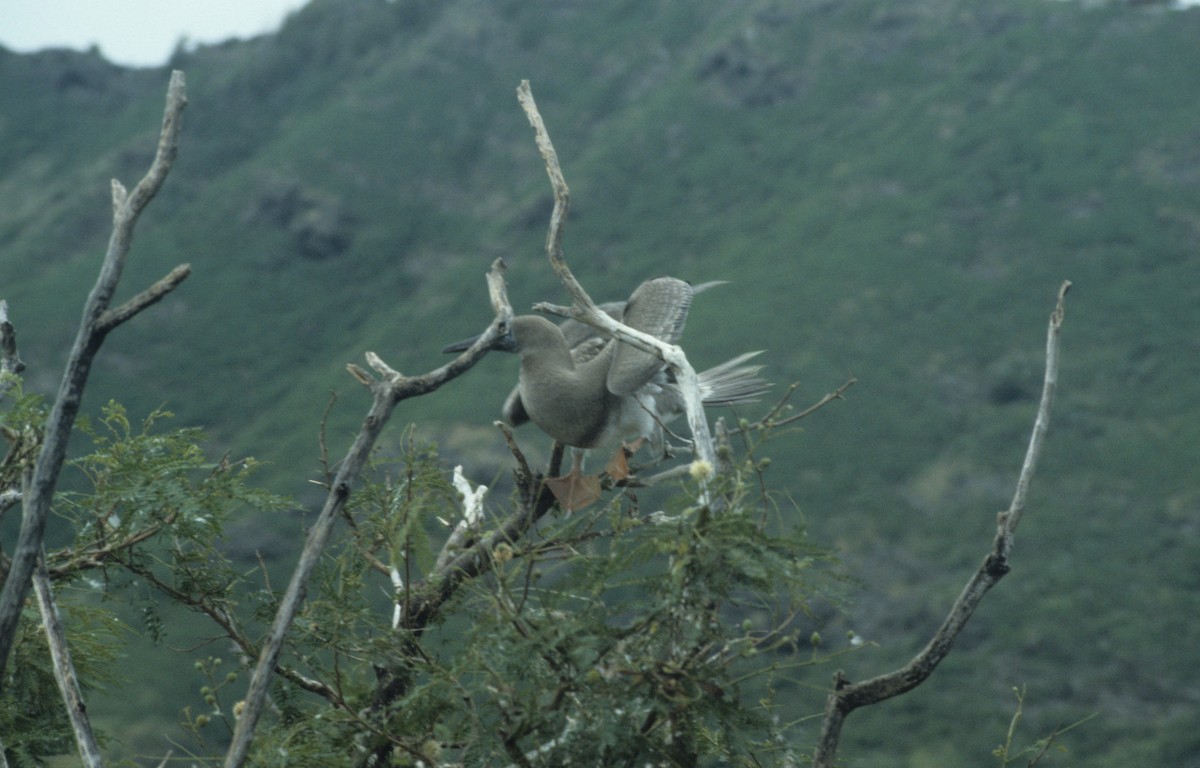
top-left (2, 0), bottom-right (1199, 763)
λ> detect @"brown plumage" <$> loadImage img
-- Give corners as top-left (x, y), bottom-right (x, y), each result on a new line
top-left (445, 277), bottom-right (767, 509)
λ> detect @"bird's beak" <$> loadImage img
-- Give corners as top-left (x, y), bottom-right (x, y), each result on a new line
top-left (442, 326), bottom-right (518, 354)
top-left (442, 335), bottom-right (481, 354)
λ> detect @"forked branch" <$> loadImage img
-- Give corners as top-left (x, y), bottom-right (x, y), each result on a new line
top-left (0, 70), bottom-right (190, 685)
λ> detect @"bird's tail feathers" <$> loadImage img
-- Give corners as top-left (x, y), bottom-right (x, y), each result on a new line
top-left (698, 351), bottom-right (770, 406)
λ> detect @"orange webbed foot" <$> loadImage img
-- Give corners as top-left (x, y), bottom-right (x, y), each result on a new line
top-left (546, 471), bottom-right (602, 511)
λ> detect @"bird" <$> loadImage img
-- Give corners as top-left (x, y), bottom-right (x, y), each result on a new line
top-left (497, 280), bottom-right (727, 429)
top-left (444, 277), bottom-right (767, 510)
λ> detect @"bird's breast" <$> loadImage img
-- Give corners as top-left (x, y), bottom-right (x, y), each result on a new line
top-left (517, 368), bottom-right (617, 449)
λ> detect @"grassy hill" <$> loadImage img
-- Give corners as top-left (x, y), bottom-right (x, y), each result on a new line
top-left (3, 0), bottom-right (1199, 763)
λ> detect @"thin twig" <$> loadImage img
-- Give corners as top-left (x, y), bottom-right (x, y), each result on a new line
top-left (1003, 280), bottom-right (1070, 536)
top-left (760, 377), bottom-right (856, 430)
top-left (718, 377), bottom-right (858, 441)
top-left (121, 555), bottom-right (340, 704)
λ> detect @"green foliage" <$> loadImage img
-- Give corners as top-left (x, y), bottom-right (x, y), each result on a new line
top-left (222, 442), bottom-right (837, 767)
top-left (180, 656), bottom-right (243, 753)
top-left (0, 382), bottom-right (45, 491)
top-left (0, 609), bottom-right (75, 764)
top-left (19, 404), bottom-right (847, 765)
top-left (54, 403), bottom-right (289, 615)
top-left (0, 597), bottom-right (126, 766)
top-left (0, 400), bottom-right (290, 764)
top-left (343, 428), bottom-right (460, 578)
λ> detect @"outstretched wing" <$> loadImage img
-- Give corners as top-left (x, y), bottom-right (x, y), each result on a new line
top-left (607, 277), bottom-right (693, 397)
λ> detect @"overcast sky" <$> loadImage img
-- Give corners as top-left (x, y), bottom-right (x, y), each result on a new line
top-left (0, 0), bottom-right (309, 67)
top-left (5, 0), bottom-right (1200, 68)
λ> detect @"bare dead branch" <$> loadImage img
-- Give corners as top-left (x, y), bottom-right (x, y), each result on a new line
top-left (496, 420), bottom-right (537, 483)
top-left (121, 73), bottom-right (187, 218)
top-left (33, 553), bottom-right (102, 767)
top-left (516, 81), bottom-right (575, 299)
top-left (97, 263), bottom-right (192, 334)
top-left (1003, 279), bottom-right (1070, 536)
top-left (0, 70), bottom-right (188, 684)
top-left (376, 423), bottom-right (560, 686)
top-left (0, 301), bottom-right (25, 381)
top-left (405, 479), bottom-right (556, 632)
top-left (515, 81), bottom-right (718, 490)
top-left (811, 281), bottom-right (1070, 767)
top-left (224, 259), bottom-right (513, 768)
top-left (0, 490), bottom-right (20, 516)
top-left (0, 301), bottom-right (26, 425)
top-left (430, 466), bottom-right (490, 578)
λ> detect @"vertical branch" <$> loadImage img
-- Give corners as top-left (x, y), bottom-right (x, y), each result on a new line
top-left (515, 81), bottom-right (586, 310)
top-left (1003, 280), bottom-right (1070, 536)
top-left (0, 300), bottom-right (26, 516)
top-left (33, 553), bottom-right (102, 768)
top-left (0, 71), bottom-right (188, 683)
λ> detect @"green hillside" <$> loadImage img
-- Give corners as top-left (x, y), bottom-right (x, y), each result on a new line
top-left (2, 0), bottom-right (1199, 763)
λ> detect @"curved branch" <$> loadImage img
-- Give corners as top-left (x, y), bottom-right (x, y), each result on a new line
top-left (812, 281), bottom-right (1070, 768)
top-left (515, 82), bottom-right (579, 310)
top-left (119, 555), bottom-right (342, 705)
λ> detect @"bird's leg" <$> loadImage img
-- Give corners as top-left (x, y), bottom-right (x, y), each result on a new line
top-left (604, 437), bottom-right (647, 481)
top-left (546, 438), bottom-right (650, 511)
top-left (547, 449), bottom-right (602, 512)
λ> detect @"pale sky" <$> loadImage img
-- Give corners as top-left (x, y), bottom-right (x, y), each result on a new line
top-left (4, 0), bottom-right (1199, 68)
top-left (0, 0), bottom-right (310, 67)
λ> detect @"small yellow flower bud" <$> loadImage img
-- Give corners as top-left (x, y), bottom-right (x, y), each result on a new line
top-left (493, 542), bottom-right (513, 564)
